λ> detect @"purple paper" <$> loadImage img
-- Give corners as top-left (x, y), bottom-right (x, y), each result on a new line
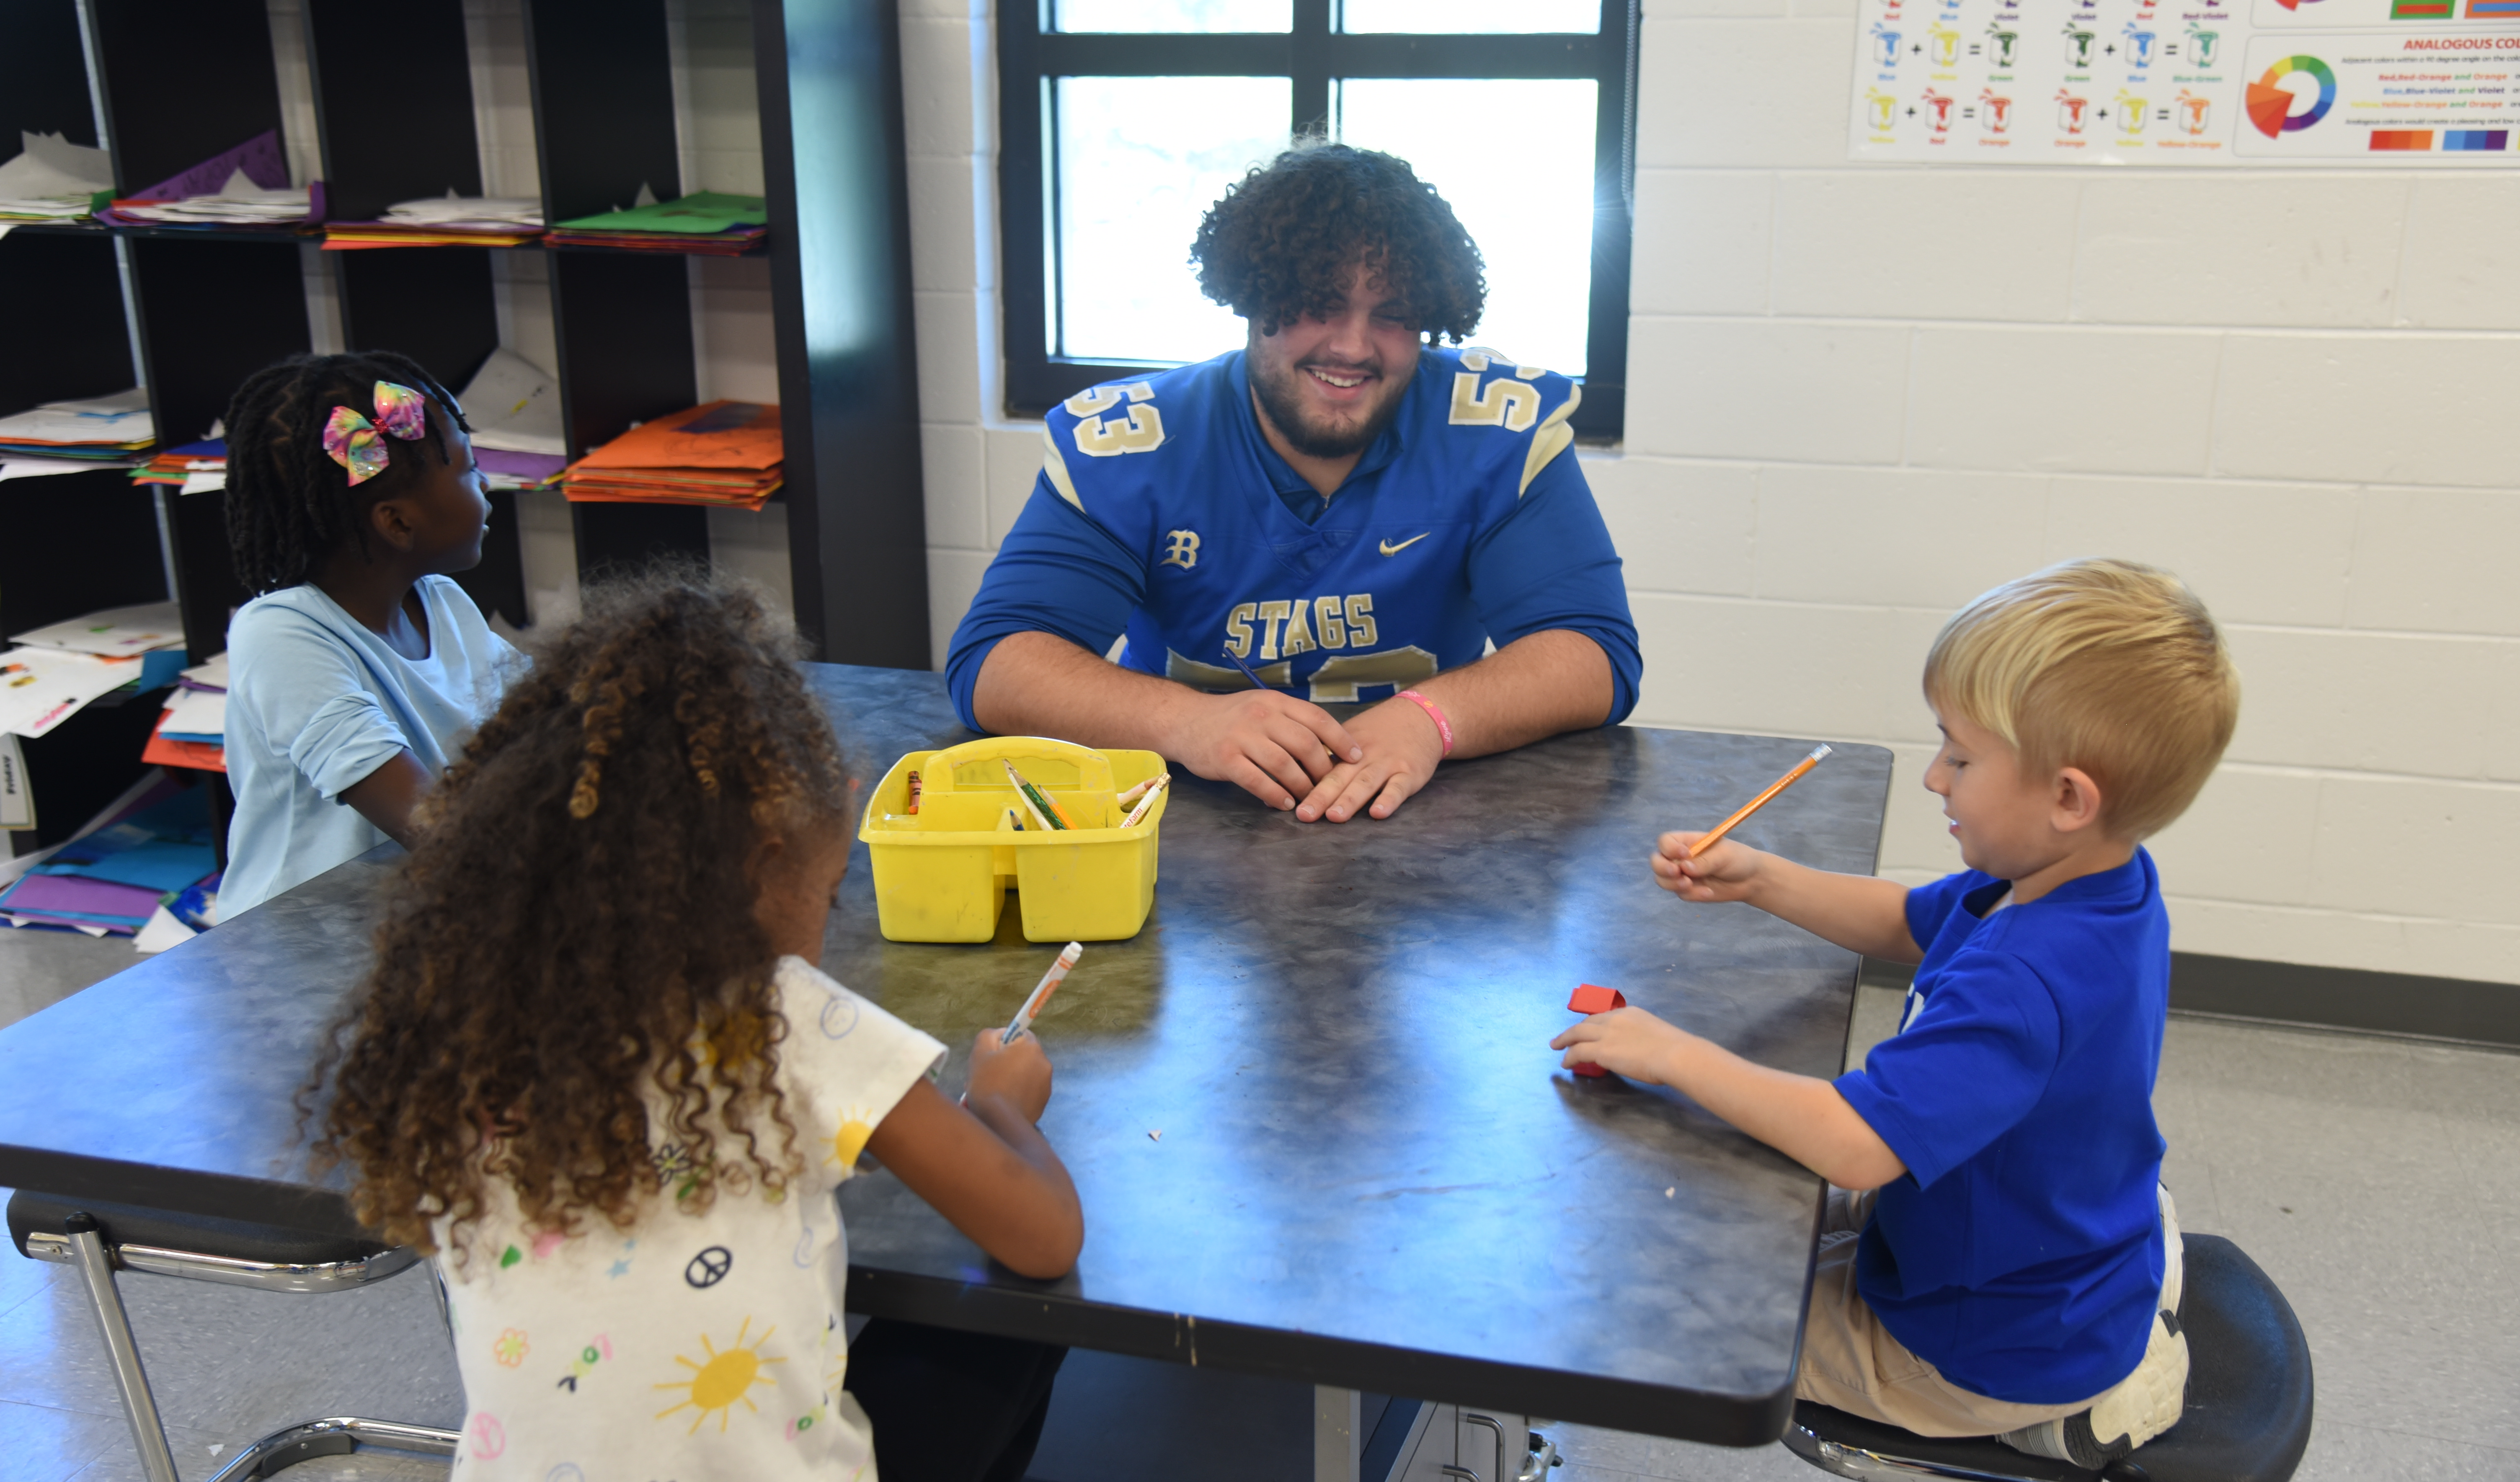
top-left (3, 912), bottom-right (134, 935)
top-left (134, 130), bottom-right (290, 199)
top-left (0, 873), bottom-right (164, 921)
top-left (475, 449), bottom-right (568, 480)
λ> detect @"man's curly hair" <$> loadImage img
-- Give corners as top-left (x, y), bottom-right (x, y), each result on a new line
top-left (1191, 142), bottom-right (1486, 342)
top-left (303, 567), bottom-right (860, 1259)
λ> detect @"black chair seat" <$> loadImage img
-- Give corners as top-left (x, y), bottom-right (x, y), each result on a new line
top-left (1791, 1235), bottom-right (2314, 1482)
top-left (8, 1189), bottom-right (392, 1268)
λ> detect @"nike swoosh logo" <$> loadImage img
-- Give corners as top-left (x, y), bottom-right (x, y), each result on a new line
top-left (1379, 532), bottom-right (1431, 556)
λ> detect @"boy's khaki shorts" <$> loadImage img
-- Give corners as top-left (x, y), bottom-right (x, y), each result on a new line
top-left (1792, 1187), bottom-right (2182, 1438)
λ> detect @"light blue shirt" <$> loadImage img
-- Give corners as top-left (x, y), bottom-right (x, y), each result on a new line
top-left (220, 576), bottom-right (519, 917)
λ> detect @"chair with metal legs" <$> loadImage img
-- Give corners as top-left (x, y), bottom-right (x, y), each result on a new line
top-left (8, 1190), bottom-right (459, 1481)
top-left (1781, 1234), bottom-right (2313, 1482)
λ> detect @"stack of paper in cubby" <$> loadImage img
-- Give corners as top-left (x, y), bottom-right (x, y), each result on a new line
top-left (547, 191), bottom-right (767, 256)
top-left (0, 131), bottom-right (113, 224)
top-left (130, 439), bottom-right (227, 493)
top-left (325, 193), bottom-right (544, 248)
top-left (101, 169), bottom-right (320, 230)
top-left (144, 654), bottom-right (227, 773)
top-left (561, 401), bottom-right (783, 510)
top-left (0, 390), bottom-right (156, 478)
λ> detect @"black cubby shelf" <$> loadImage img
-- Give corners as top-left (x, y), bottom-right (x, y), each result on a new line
top-left (2, 0), bottom-right (928, 859)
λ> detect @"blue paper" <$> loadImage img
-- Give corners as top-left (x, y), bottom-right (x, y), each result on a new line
top-left (39, 838), bottom-right (216, 893)
top-left (30, 787), bottom-right (216, 893)
top-left (137, 648), bottom-right (186, 694)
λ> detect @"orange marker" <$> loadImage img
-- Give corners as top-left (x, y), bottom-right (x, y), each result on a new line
top-left (1689, 744), bottom-right (1833, 858)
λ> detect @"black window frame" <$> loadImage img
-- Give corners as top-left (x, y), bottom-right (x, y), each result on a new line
top-left (996, 0), bottom-right (1638, 440)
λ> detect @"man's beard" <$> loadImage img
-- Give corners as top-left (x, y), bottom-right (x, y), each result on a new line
top-left (1250, 354), bottom-right (1410, 460)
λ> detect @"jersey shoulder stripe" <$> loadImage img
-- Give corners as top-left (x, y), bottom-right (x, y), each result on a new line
top-left (1429, 346), bottom-right (1580, 498)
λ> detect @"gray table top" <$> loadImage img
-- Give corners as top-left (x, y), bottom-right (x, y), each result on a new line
top-left (0, 664), bottom-right (1890, 1445)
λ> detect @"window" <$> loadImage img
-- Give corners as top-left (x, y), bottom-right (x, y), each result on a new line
top-left (997, 0), bottom-right (1638, 439)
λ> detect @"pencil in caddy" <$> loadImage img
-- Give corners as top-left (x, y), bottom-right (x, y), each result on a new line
top-left (858, 736), bottom-right (1170, 943)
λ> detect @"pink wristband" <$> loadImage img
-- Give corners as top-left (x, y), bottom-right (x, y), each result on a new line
top-left (1395, 689), bottom-right (1454, 757)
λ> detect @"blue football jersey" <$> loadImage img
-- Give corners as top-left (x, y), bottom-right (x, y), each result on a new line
top-left (946, 346), bottom-right (1640, 728)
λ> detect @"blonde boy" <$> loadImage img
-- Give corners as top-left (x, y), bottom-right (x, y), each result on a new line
top-left (1553, 559), bottom-right (2240, 1467)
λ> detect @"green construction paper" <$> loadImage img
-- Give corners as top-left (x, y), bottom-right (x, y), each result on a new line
top-left (551, 191), bottom-right (767, 235)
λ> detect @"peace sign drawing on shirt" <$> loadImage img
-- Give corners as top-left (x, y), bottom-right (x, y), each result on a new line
top-left (684, 1245), bottom-right (733, 1288)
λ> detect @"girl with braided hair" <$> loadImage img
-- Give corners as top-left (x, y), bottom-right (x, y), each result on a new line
top-left (217, 351), bottom-right (520, 916)
top-left (307, 571), bottom-right (1082, 1482)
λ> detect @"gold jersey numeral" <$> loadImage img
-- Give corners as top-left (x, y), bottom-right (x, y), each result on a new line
top-left (1070, 382), bottom-right (1166, 457)
top-left (1448, 372), bottom-right (1542, 432)
top-left (1305, 646), bottom-right (1440, 703)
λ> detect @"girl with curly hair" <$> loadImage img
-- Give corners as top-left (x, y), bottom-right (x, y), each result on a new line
top-left (217, 350), bottom-right (519, 917)
top-left (308, 572), bottom-right (1082, 1482)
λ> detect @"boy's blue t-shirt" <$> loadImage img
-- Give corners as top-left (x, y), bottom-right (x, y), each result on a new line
top-left (221, 576), bottom-right (519, 918)
top-left (1834, 850), bottom-right (2171, 1405)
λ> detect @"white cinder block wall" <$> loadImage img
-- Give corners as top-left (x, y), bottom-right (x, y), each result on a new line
top-left (901, 0), bottom-right (2518, 989)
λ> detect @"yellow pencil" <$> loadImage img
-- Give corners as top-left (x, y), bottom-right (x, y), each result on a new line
top-left (1688, 744), bottom-right (1833, 858)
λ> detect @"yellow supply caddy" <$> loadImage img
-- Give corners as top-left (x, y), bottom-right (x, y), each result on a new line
top-left (857, 736), bottom-right (1168, 943)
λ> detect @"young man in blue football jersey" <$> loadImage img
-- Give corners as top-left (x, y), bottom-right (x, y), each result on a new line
top-left (947, 143), bottom-right (1642, 824)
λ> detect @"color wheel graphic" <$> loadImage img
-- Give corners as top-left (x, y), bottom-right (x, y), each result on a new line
top-left (2249, 56), bottom-right (2336, 138)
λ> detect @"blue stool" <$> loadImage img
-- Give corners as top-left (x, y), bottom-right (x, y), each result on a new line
top-left (1782, 1235), bottom-right (2313, 1482)
top-left (8, 1189), bottom-right (458, 1481)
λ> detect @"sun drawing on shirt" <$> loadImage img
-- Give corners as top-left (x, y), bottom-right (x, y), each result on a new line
top-left (655, 1317), bottom-right (785, 1434)
top-left (825, 1106), bottom-right (878, 1170)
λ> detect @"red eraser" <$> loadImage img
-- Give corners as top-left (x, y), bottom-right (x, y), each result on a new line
top-left (1567, 984), bottom-right (1627, 1015)
top-left (1567, 984), bottom-right (1628, 1076)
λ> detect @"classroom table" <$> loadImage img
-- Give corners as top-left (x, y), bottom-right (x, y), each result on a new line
top-left (0, 664), bottom-right (1892, 1467)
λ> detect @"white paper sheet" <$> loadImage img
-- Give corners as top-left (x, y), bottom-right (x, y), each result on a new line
top-left (0, 389), bottom-right (155, 448)
top-left (0, 647), bottom-right (143, 738)
top-left (115, 168), bottom-right (310, 223)
top-left (0, 455), bottom-right (145, 480)
top-left (0, 130), bottom-right (112, 214)
top-left (9, 601), bottom-right (185, 657)
top-left (458, 346), bottom-right (567, 456)
top-left (385, 193), bottom-right (543, 227)
top-left (181, 653), bottom-right (230, 690)
top-left (134, 904), bottom-right (199, 953)
top-left (159, 686), bottom-right (226, 738)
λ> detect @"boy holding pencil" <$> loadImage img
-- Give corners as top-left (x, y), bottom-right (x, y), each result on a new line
top-left (1552, 559), bottom-right (2240, 1468)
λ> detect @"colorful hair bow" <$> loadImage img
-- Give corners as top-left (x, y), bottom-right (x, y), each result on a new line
top-left (322, 380), bottom-right (429, 486)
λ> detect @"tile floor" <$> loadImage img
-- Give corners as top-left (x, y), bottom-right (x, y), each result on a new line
top-left (2, 923), bottom-right (2514, 1480)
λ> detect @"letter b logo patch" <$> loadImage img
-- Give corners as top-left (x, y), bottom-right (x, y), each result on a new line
top-left (1162, 529), bottom-right (1201, 570)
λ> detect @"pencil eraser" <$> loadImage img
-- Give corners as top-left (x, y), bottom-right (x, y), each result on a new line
top-left (1568, 984), bottom-right (1627, 1015)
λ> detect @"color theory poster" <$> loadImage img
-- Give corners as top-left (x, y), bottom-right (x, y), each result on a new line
top-left (1848, 0), bottom-right (2520, 163)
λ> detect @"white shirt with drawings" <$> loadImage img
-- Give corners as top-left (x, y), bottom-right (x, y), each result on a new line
top-left (433, 957), bottom-right (945, 1481)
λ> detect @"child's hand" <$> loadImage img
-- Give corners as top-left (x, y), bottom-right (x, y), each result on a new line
top-left (1549, 1006), bottom-right (1694, 1085)
top-left (966, 1029), bottom-right (1054, 1124)
top-left (1651, 831), bottom-right (1766, 903)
